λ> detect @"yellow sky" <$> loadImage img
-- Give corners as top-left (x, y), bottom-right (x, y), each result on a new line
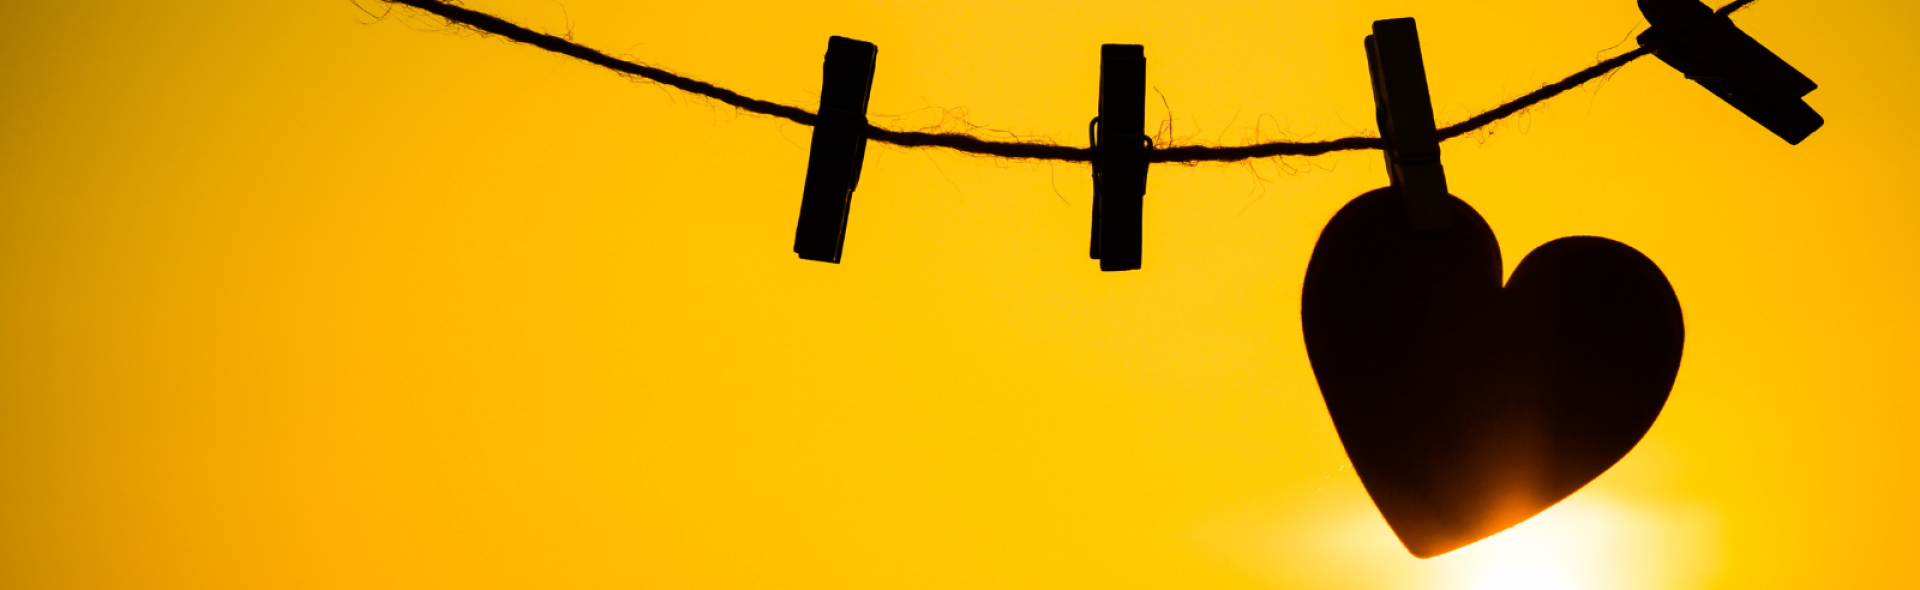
top-left (3, 1), bottom-right (1917, 589)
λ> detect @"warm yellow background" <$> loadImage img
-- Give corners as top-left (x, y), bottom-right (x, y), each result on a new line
top-left (2, 0), bottom-right (1915, 588)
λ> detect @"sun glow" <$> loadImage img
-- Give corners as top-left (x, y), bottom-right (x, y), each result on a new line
top-left (1239, 443), bottom-right (1725, 590)
top-left (1243, 483), bottom-right (1722, 590)
top-left (1417, 491), bottom-right (1720, 590)
top-left (1434, 500), bottom-right (1616, 590)
top-left (1472, 563), bottom-right (1580, 590)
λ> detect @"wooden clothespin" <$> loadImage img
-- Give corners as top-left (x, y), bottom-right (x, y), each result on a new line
top-left (1090, 44), bottom-right (1149, 272)
top-left (1366, 18), bottom-right (1451, 231)
top-left (794, 36), bottom-right (879, 263)
top-left (1636, 0), bottom-right (1822, 144)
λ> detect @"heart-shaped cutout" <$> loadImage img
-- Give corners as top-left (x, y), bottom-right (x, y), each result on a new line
top-left (1301, 188), bottom-right (1684, 558)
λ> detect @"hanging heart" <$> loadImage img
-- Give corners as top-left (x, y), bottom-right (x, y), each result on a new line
top-left (1300, 187), bottom-right (1685, 558)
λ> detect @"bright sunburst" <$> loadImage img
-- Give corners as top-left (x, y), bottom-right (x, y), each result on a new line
top-left (1421, 491), bottom-right (1721, 590)
top-left (1434, 498), bottom-right (1614, 590)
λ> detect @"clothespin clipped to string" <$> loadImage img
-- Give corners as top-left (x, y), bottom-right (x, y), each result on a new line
top-left (794, 36), bottom-right (879, 263)
top-left (1090, 44), bottom-right (1150, 272)
top-left (1636, 0), bottom-right (1822, 144)
top-left (1366, 18), bottom-right (1451, 231)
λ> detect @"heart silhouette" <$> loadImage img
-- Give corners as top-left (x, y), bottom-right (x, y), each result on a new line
top-left (1301, 188), bottom-right (1684, 558)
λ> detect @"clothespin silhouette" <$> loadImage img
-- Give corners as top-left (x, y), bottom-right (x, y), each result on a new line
top-left (1090, 44), bottom-right (1149, 272)
top-left (1636, 0), bottom-right (1822, 144)
top-left (794, 36), bottom-right (879, 263)
top-left (1366, 18), bottom-right (1451, 231)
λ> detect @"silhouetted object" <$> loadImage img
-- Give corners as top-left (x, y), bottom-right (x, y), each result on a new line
top-left (1367, 19), bottom-right (1451, 230)
top-left (1303, 190), bottom-right (1685, 559)
top-left (1090, 44), bottom-right (1148, 272)
top-left (1637, 0), bottom-right (1822, 144)
top-left (794, 36), bottom-right (878, 263)
top-left (1300, 18), bottom-right (1685, 559)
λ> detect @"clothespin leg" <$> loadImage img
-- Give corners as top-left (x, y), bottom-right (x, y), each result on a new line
top-left (1092, 44), bottom-right (1147, 272)
top-left (1636, 0), bottom-right (1824, 144)
top-left (1366, 18), bottom-right (1452, 231)
top-left (794, 36), bottom-right (879, 263)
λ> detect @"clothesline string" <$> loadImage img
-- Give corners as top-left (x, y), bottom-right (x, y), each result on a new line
top-left (375, 0), bottom-right (1761, 163)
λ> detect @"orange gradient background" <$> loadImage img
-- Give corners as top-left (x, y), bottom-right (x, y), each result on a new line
top-left (3, 1), bottom-right (1916, 588)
